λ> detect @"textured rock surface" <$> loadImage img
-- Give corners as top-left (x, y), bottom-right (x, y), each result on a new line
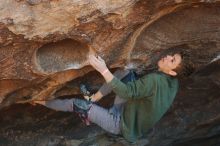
top-left (0, 0), bottom-right (220, 145)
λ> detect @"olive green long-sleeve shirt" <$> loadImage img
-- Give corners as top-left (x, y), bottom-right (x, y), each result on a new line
top-left (109, 71), bottom-right (179, 142)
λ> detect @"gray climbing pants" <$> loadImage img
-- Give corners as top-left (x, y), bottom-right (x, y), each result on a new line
top-left (44, 69), bottom-right (130, 135)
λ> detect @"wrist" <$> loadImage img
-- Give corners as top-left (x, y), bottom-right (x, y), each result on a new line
top-left (101, 69), bottom-right (109, 76)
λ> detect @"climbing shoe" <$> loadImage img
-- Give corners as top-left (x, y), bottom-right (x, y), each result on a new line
top-left (72, 98), bottom-right (92, 125)
top-left (80, 83), bottom-right (92, 96)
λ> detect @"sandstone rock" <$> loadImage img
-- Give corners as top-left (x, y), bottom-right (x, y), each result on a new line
top-left (0, 0), bottom-right (220, 145)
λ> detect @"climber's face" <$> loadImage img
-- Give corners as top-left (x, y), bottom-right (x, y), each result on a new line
top-left (157, 53), bottom-right (182, 76)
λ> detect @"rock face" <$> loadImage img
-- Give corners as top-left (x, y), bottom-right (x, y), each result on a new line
top-left (0, 0), bottom-right (220, 145)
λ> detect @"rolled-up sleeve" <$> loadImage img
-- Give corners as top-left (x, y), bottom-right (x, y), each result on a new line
top-left (108, 74), bottom-right (156, 100)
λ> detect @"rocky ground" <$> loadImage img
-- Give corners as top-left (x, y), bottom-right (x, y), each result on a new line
top-left (0, 99), bottom-right (150, 146)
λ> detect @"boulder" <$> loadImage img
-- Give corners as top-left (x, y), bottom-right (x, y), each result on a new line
top-left (0, 0), bottom-right (220, 145)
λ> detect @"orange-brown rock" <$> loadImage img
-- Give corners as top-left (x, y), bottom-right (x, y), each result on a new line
top-left (0, 0), bottom-right (220, 145)
top-left (0, 0), bottom-right (219, 106)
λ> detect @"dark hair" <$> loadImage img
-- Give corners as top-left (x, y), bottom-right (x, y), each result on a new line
top-left (148, 47), bottom-right (194, 78)
top-left (172, 51), bottom-right (194, 78)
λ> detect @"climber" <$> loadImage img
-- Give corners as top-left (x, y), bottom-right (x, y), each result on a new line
top-left (33, 50), bottom-right (184, 143)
